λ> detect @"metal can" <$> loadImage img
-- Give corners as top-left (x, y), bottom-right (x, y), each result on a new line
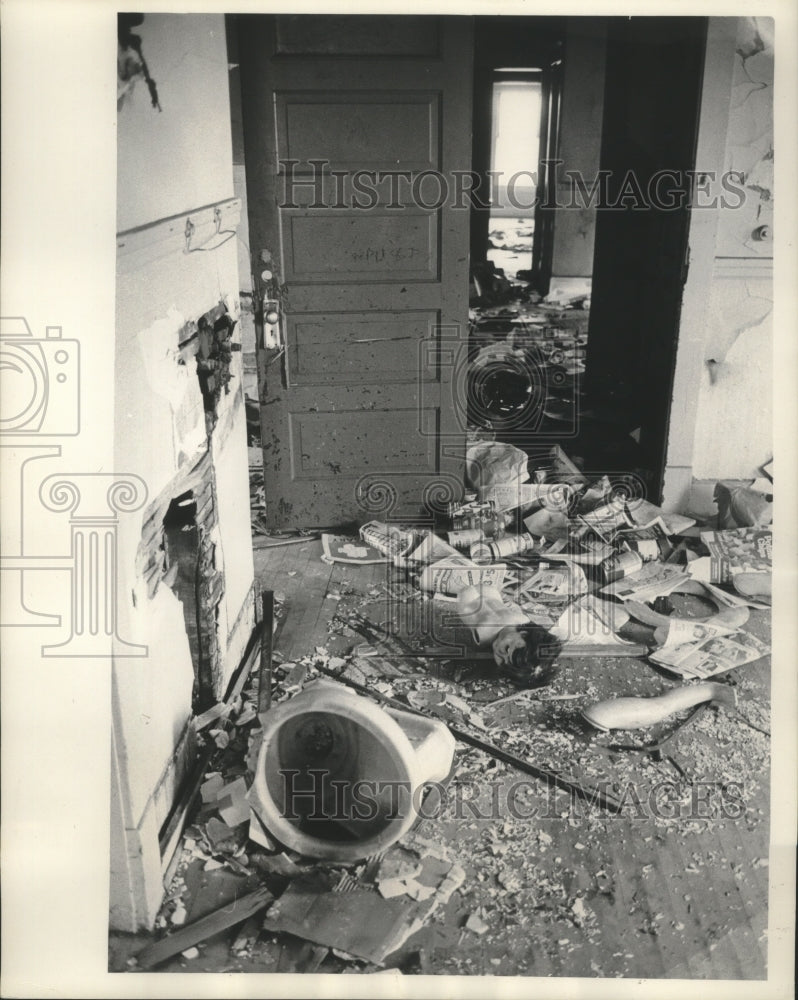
top-left (487, 532), bottom-right (537, 560)
top-left (601, 549), bottom-right (644, 584)
top-left (471, 532), bottom-right (536, 564)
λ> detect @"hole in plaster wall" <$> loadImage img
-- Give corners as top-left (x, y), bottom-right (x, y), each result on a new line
top-left (135, 349), bottom-right (229, 713)
top-left (195, 311), bottom-right (239, 435)
top-left (162, 491), bottom-right (216, 712)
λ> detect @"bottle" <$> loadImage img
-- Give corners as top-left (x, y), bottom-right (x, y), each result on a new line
top-left (485, 532), bottom-right (537, 560)
top-left (470, 532), bottom-right (537, 564)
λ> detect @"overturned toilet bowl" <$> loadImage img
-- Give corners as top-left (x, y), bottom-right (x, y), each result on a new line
top-left (251, 679), bottom-right (455, 862)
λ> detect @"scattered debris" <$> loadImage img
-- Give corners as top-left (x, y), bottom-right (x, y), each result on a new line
top-left (215, 777), bottom-right (250, 828)
top-left (322, 533), bottom-right (388, 565)
top-left (130, 417), bottom-right (771, 977)
top-left (194, 703), bottom-right (230, 732)
top-left (649, 630), bottom-right (770, 679)
top-left (134, 886), bottom-right (274, 969)
top-left (464, 912), bottom-right (490, 935)
top-left (714, 480), bottom-right (772, 528)
top-left (263, 835), bottom-right (464, 966)
top-left (699, 526), bottom-right (772, 585)
top-left (359, 522), bottom-right (418, 562)
top-left (200, 773), bottom-right (224, 803)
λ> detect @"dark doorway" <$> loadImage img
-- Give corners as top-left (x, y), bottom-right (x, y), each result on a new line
top-left (468, 15), bottom-right (707, 503)
top-left (585, 16), bottom-right (707, 501)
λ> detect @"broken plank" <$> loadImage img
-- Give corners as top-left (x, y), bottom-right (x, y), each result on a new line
top-left (193, 702), bottom-right (228, 732)
top-left (262, 880), bottom-right (416, 965)
top-left (161, 621), bottom-right (264, 882)
top-left (252, 534), bottom-right (320, 549)
top-left (258, 589), bottom-right (274, 715)
top-left (160, 745), bottom-right (215, 885)
top-left (223, 618), bottom-right (265, 705)
top-left (135, 886), bottom-right (274, 969)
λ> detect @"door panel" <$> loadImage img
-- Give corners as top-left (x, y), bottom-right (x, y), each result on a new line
top-left (239, 15), bottom-right (472, 528)
top-left (273, 15), bottom-right (442, 57)
top-left (283, 212), bottom-right (439, 283)
top-left (288, 407), bottom-right (438, 479)
top-left (276, 92), bottom-right (440, 171)
top-left (287, 311), bottom-right (440, 384)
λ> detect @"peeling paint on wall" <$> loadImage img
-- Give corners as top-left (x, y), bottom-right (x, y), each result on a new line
top-left (704, 278), bottom-right (772, 365)
top-left (692, 275), bottom-right (772, 480)
top-left (687, 17), bottom-right (773, 482)
top-left (136, 307), bottom-right (194, 409)
top-left (716, 17), bottom-right (774, 258)
top-left (136, 307), bottom-right (208, 463)
top-left (112, 12), bottom-right (256, 932)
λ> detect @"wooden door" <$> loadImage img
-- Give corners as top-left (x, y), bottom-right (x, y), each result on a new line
top-left (239, 15), bottom-right (473, 528)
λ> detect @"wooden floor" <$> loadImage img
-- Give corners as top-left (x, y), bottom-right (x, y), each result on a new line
top-left (253, 536), bottom-right (772, 980)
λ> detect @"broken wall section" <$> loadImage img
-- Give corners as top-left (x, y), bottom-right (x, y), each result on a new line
top-left (137, 448), bottom-right (226, 714)
top-left (690, 275), bottom-right (772, 481)
top-left (112, 13), bottom-right (255, 932)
